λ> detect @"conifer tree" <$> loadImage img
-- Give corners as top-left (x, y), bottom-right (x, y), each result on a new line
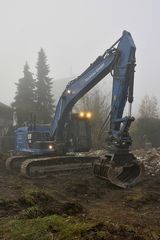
top-left (35, 48), bottom-right (55, 123)
top-left (13, 62), bottom-right (35, 125)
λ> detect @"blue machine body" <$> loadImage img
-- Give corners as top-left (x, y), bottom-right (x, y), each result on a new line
top-left (16, 31), bottom-right (136, 154)
top-left (15, 125), bottom-right (53, 155)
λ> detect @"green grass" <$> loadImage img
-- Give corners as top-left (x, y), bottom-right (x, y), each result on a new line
top-left (1, 215), bottom-right (158, 240)
top-left (0, 215), bottom-right (92, 240)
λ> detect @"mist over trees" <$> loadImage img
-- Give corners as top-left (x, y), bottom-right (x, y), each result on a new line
top-left (139, 95), bottom-right (159, 119)
top-left (13, 49), bottom-right (55, 125)
top-left (131, 95), bottom-right (160, 148)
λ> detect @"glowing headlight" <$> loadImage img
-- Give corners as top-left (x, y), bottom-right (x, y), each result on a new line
top-left (86, 112), bottom-right (92, 119)
top-left (79, 112), bottom-right (85, 118)
top-left (48, 145), bottom-right (53, 150)
top-left (67, 89), bottom-right (71, 94)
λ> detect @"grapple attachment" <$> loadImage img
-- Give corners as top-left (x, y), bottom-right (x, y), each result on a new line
top-left (93, 152), bottom-right (144, 188)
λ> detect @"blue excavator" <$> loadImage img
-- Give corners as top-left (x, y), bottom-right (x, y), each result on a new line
top-left (6, 31), bottom-right (144, 188)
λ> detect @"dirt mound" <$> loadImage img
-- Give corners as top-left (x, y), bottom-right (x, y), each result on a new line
top-left (134, 148), bottom-right (160, 176)
top-left (0, 190), bottom-right (86, 219)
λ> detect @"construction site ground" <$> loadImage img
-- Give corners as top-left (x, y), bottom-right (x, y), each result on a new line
top-left (0, 149), bottom-right (160, 240)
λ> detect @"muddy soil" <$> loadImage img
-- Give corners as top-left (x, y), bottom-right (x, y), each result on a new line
top-left (0, 151), bottom-right (160, 239)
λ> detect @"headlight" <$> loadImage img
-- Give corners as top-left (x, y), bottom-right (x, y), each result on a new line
top-left (67, 89), bottom-right (71, 94)
top-left (48, 145), bottom-right (53, 150)
top-left (79, 112), bottom-right (85, 118)
top-left (86, 112), bottom-right (92, 119)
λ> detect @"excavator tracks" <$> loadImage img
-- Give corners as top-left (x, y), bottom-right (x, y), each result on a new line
top-left (6, 152), bottom-right (144, 188)
top-left (93, 153), bottom-right (144, 188)
top-left (6, 155), bottom-right (30, 172)
top-left (6, 155), bottom-right (97, 178)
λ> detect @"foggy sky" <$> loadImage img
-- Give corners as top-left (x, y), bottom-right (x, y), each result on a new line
top-left (0, 0), bottom-right (160, 115)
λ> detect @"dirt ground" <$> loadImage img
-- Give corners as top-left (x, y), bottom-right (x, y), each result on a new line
top-left (0, 150), bottom-right (160, 239)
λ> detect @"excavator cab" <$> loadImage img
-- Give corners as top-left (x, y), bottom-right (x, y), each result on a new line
top-left (64, 112), bottom-right (92, 152)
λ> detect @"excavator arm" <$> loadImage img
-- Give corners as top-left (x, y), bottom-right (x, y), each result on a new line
top-left (49, 31), bottom-right (144, 189)
top-left (110, 31), bottom-right (136, 148)
top-left (50, 47), bottom-right (118, 140)
top-left (51, 31), bottom-right (136, 152)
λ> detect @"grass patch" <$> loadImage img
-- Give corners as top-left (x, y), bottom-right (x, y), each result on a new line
top-left (0, 214), bottom-right (159, 240)
top-left (0, 215), bottom-right (92, 240)
top-left (126, 192), bottom-right (145, 202)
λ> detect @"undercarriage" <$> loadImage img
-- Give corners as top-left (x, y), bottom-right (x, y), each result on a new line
top-left (6, 151), bottom-right (144, 188)
top-left (6, 154), bottom-right (97, 178)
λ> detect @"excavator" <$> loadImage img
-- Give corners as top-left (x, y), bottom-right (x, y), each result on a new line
top-left (6, 30), bottom-right (144, 188)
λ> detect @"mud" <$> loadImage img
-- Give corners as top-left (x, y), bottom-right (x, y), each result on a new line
top-left (0, 150), bottom-right (160, 239)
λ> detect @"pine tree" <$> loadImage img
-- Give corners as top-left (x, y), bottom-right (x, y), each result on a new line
top-left (13, 62), bottom-right (35, 125)
top-left (35, 48), bottom-right (55, 123)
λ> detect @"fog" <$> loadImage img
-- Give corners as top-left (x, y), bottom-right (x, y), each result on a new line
top-left (0, 0), bottom-right (160, 115)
